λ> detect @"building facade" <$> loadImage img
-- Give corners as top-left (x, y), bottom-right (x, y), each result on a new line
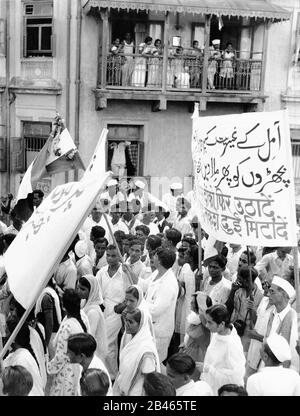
top-left (0, 0), bottom-right (298, 203)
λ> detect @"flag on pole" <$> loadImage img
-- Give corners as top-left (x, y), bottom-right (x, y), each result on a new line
top-left (14, 123), bottom-right (85, 222)
top-left (5, 171), bottom-right (112, 309)
top-left (82, 128), bottom-right (108, 182)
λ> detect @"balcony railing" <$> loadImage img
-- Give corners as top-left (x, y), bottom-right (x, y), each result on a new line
top-left (101, 49), bottom-right (263, 93)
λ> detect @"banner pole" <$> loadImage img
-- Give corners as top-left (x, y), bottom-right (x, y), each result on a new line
top-left (292, 246), bottom-right (300, 345)
top-left (102, 212), bottom-right (134, 285)
top-left (198, 222), bottom-right (202, 275)
top-left (196, 222), bottom-right (203, 291)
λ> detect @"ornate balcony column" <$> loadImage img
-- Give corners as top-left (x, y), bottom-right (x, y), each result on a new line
top-left (99, 7), bottom-right (109, 89)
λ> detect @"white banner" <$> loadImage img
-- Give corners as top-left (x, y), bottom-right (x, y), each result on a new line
top-left (192, 109), bottom-right (297, 247)
top-left (5, 172), bottom-right (111, 309)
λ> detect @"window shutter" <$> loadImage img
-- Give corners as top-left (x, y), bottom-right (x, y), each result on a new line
top-left (0, 137), bottom-right (7, 172)
top-left (11, 137), bottom-right (25, 172)
top-left (138, 141), bottom-right (144, 176)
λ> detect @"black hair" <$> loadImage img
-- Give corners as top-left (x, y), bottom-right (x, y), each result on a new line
top-left (7, 320), bottom-right (40, 371)
top-left (167, 353), bottom-right (195, 376)
top-left (193, 293), bottom-right (212, 313)
top-left (143, 372), bottom-right (176, 396)
top-left (114, 230), bottom-right (125, 240)
top-left (80, 368), bottom-right (110, 396)
top-left (78, 276), bottom-right (91, 292)
top-left (62, 289), bottom-right (87, 333)
top-left (206, 254), bottom-right (227, 269)
top-left (218, 384), bottom-right (248, 396)
top-left (135, 224), bottom-right (150, 236)
top-left (146, 235), bottom-right (162, 251)
top-left (2, 365), bottom-right (33, 396)
top-left (126, 308), bottom-right (142, 326)
top-left (181, 237), bottom-right (197, 247)
top-left (94, 237), bottom-right (108, 246)
top-left (125, 286), bottom-right (140, 300)
top-left (186, 245), bottom-right (200, 268)
top-left (156, 247), bottom-right (176, 269)
top-left (144, 36), bottom-right (153, 43)
top-left (91, 226), bottom-right (105, 239)
top-left (106, 244), bottom-right (117, 251)
top-left (129, 239), bottom-right (143, 250)
top-left (165, 229), bottom-right (182, 246)
top-left (33, 189), bottom-right (44, 198)
top-left (206, 304), bottom-right (231, 328)
top-left (67, 333), bottom-right (97, 357)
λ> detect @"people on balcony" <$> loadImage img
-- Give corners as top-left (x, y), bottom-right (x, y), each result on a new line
top-left (172, 46), bottom-right (189, 89)
top-left (121, 33), bottom-right (135, 87)
top-left (147, 39), bottom-right (163, 88)
top-left (220, 42), bottom-right (235, 89)
top-left (207, 39), bottom-right (221, 89)
top-left (132, 36), bottom-right (154, 88)
top-left (107, 38), bottom-right (123, 86)
top-left (189, 40), bottom-right (203, 88)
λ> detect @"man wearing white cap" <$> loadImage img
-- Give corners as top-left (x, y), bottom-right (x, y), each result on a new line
top-left (162, 182), bottom-right (184, 225)
top-left (74, 240), bottom-right (93, 279)
top-left (128, 179), bottom-right (158, 211)
top-left (208, 39), bottom-right (221, 89)
top-left (263, 275), bottom-right (299, 372)
top-left (247, 333), bottom-right (300, 396)
top-left (101, 178), bottom-right (126, 208)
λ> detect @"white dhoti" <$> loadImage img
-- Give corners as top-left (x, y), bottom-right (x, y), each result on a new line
top-left (104, 312), bottom-right (122, 380)
top-left (155, 336), bottom-right (171, 363)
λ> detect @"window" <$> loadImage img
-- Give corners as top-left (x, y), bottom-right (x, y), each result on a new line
top-left (23, 1), bottom-right (53, 57)
top-left (107, 125), bottom-right (144, 178)
top-left (23, 121), bottom-right (51, 168)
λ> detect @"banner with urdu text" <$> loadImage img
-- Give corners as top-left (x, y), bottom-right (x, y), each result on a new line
top-left (192, 109), bottom-right (297, 247)
top-left (5, 172), bottom-right (111, 309)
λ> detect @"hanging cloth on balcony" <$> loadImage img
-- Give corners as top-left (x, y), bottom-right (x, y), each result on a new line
top-left (83, 0), bottom-right (290, 22)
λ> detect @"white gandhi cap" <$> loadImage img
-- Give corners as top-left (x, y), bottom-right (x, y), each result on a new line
top-left (271, 275), bottom-right (295, 299)
top-left (212, 39), bottom-right (220, 45)
top-left (107, 179), bottom-right (118, 187)
top-left (170, 182), bottom-right (183, 190)
top-left (266, 333), bottom-right (291, 362)
top-left (134, 180), bottom-right (145, 190)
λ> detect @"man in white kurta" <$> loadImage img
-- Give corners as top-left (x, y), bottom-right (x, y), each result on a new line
top-left (96, 245), bottom-right (131, 379)
top-left (263, 276), bottom-right (299, 373)
top-left (254, 247), bottom-right (293, 282)
top-left (145, 248), bottom-right (179, 363)
top-left (247, 333), bottom-right (300, 396)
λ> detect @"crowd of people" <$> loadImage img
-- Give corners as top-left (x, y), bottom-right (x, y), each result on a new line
top-left (0, 177), bottom-right (300, 396)
top-left (107, 32), bottom-right (237, 89)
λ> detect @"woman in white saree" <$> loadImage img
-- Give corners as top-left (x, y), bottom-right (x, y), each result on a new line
top-left (119, 284), bottom-right (154, 347)
top-left (47, 289), bottom-right (90, 396)
top-left (113, 308), bottom-right (160, 396)
top-left (76, 275), bottom-right (108, 362)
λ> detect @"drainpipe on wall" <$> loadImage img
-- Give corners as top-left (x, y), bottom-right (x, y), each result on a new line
top-left (5, 0), bottom-right (10, 194)
top-left (74, 0), bottom-right (82, 181)
top-left (65, 0), bottom-right (71, 183)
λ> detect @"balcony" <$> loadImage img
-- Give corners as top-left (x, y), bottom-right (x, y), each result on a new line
top-left (95, 48), bottom-right (265, 110)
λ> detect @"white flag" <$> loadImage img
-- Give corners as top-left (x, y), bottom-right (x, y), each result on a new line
top-left (82, 128), bottom-right (108, 182)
